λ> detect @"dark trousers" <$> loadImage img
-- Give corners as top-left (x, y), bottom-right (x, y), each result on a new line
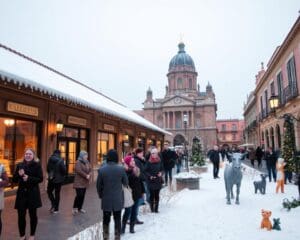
top-left (213, 161), bottom-right (220, 178)
top-left (103, 210), bottom-right (121, 233)
top-left (284, 170), bottom-right (293, 184)
top-left (149, 189), bottom-right (160, 212)
top-left (267, 165), bottom-right (277, 182)
top-left (47, 181), bottom-right (62, 211)
top-left (257, 158), bottom-right (262, 168)
top-left (164, 168), bottom-right (172, 184)
top-left (73, 188), bottom-right (86, 210)
top-left (17, 208), bottom-right (38, 237)
top-left (122, 199), bottom-right (139, 224)
top-left (250, 159), bottom-right (255, 167)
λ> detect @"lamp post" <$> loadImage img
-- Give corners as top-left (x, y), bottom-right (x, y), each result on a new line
top-left (269, 95), bottom-right (300, 196)
top-left (183, 114), bottom-right (189, 172)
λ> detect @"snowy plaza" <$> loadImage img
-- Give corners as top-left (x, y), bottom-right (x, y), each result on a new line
top-left (121, 163), bottom-right (300, 240)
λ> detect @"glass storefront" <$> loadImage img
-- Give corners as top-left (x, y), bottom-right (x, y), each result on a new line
top-left (57, 126), bottom-right (89, 181)
top-left (0, 117), bottom-right (40, 187)
top-left (97, 132), bottom-right (115, 164)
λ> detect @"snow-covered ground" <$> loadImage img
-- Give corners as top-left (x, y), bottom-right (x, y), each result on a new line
top-left (122, 163), bottom-right (300, 240)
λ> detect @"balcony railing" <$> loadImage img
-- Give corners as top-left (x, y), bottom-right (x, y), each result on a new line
top-left (281, 82), bottom-right (298, 105)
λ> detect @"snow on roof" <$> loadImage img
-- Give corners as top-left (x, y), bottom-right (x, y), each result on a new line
top-left (0, 45), bottom-right (171, 135)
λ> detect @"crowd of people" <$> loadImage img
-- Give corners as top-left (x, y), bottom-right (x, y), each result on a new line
top-left (207, 144), bottom-right (300, 196)
top-left (0, 142), bottom-right (183, 240)
top-left (2, 143), bottom-right (298, 239)
top-left (97, 142), bottom-right (181, 240)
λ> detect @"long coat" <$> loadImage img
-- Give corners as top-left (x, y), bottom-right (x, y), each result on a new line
top-left (73, 159), bottom-right (91, 189)
top-left (96, 162), bottom-right (128, 211)
top-left (145, 160), bottom-right (163, 190)
top-left (47, 154), bottom-right (66, 184)
top-left (126, 169), bottom-right (145, 202)
top-left (13, 160), bottom-right (43, 209)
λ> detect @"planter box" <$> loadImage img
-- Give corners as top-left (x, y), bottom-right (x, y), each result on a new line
top-left (190, 165), bottom-right (208, 174)
top-left (176, 177), bottom-right (200, 191)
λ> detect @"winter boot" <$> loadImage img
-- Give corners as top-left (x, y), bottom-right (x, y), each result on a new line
top-left (115, 229), bottom-right (121, 240)
top-left (121, 218), bottom-right (127, 234)
top-left (150, 202), bottom-right (154, 212)
top-left (103, 224), bottom-right (109, 240)
top-left (154, 202), bottom-right (159, 213)
top-left (129, 222), bottom-right (135, 233)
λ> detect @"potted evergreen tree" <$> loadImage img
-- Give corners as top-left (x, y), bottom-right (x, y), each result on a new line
top-left (190, 137), bottom-right (208, 173)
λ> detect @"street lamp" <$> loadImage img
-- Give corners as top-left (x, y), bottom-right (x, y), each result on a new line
top-left (183, 114), bottom-right (189, 172)
top-left (269, 94), bottom-right (300, 197)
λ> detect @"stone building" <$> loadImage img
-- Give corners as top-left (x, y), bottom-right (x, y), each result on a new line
top-left (245, 16), bottom-right (300, 151)
top-left (243, 91), bottom-right (258, 146)
top-left (136, 42), bottom-right (217, 151)
top-left (216, 119), bottom-right (245, 148)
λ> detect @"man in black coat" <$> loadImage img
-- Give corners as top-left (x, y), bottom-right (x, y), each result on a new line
top-left (265, 147), bottom-right (277, 182)
top-left (97, 149), bottom-right (128, 240)
top-left (209, 145), bottom-right (220, 179)
top-left (46, 149), bottom-right (66, 213)
top-left (161, 142), bottom-right (176, 185)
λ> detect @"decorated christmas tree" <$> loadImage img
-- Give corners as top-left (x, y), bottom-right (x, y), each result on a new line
top-left (191, 137), bottom-right (205, 166)
top-left (282, 116), bottom-right (296, 172)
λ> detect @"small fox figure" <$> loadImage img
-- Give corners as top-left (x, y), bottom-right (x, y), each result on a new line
top-left (261, 209), bottom-right (272, 231)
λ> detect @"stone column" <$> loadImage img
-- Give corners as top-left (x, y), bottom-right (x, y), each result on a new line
top-left (173, 111), bottom-right (176, 129)
top-left (163, 112), bottom-right (165, 128)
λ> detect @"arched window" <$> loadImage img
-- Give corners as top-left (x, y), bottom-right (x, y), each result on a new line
top-left (189, 78), bottom-right (193, 89)
top-left (276, 124), bottom-right (281, 148)
top-left (265, 130), bottom-right (269, 148)
top-left (270, 127), bottom-right (275, 149)
top-left (177, 78), bottom-right (183, 89)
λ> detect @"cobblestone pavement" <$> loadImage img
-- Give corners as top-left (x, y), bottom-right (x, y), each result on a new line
top-left (2, 182), bottom-right (102, 240)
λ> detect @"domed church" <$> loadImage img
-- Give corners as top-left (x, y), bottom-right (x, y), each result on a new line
top-left (136, 42), bottom-right (217, 151)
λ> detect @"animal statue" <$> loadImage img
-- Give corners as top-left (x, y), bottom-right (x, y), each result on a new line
top-left (261, 209), bottom-right (272, 230)
top-left (254, 174), bottom-right (267, 194)
top-left (272, 218), bottom-right (281, 231)
top-left (224, 153), bottom-right (244, 204)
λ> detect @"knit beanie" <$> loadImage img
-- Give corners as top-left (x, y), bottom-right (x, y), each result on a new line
top-left (107, 149), bottom-right (119, 163)
top-left (124, 155), bottom-right (133, 166)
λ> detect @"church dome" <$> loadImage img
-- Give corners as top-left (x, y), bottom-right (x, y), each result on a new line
top-left (168, 43), bottom-right (195, 72)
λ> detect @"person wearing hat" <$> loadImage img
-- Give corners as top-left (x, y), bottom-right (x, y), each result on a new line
top-left (72, 150), bottom-right (91, 215)
top-left (97, 149), bottom-right (128, 240)
top-left (121, 155), bottom-right (144, 234)
top-left (46, 149), bottom-right (66, 214)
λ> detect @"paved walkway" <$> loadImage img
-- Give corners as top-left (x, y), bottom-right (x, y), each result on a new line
top-left (3, 182), bottom-right (102, 240)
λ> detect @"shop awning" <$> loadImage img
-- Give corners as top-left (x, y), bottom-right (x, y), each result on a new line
top-left (0, 44), bottom-right (171, 136)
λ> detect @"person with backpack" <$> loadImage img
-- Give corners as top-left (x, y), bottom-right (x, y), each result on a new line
top-left (161, 142), bottom-right (176, 185)
top-left (47, 149), bottom-right (66, 214)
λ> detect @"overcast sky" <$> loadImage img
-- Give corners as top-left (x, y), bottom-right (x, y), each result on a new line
top-left (0, 0), bottom-right (299, 119)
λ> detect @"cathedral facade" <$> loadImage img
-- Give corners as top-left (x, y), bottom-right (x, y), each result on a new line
top-left (136, 42), bottom-right (217, 151)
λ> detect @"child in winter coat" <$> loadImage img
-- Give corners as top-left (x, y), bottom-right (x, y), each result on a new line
top-left (276, 158), bottom-right (286, 193)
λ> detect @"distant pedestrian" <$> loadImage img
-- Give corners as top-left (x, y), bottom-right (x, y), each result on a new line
top-left (72, 150), bottom-right (91, 215)
top-left (161, 142), bottom-right (176, 185)
top-left (265, 147), bottom-right (277, 182)
top-left (248, 147), bottom-right (256, 167)
top-left (13, 148), bottom-right (43, 240)
top-left (255, 146), bottom-right (263, 168)
top-left (121, 155), bottom-right (144, 234)
top-left (145, 148), bottom-right (163, 213)
top-left (47, 149), bottom-right (66, 213)
top-left (209, 145), bottom-right (220, 179)
top-left (97, 149), bottom-right (128, 240)
top-left (134, 147), bottom-right (148, 223)
top-left (0, 163), bottom-right (9, 237)
top-left (175, 149), bottom-right (183, 173)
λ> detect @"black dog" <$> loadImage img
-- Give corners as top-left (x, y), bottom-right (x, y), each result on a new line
top-left (272, 218), bottom-right (281, 230)
top-left (254, 174), bottom-right (267, 194)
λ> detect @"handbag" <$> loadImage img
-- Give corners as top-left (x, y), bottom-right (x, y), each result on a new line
top-left (123, 186), bottom-right (134, 208)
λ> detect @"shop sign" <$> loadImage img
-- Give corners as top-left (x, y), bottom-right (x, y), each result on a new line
top-left (7, 101), bottom-right (38, 117)
top-left (103, 124), bottom-right (115, 132)
top-left (140, 132), bottom-right (146, 137)
top-left (68, 116), bottom-right (87, 126)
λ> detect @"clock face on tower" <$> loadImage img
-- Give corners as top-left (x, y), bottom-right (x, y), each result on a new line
top-left (174, 97), bottom-right (182, 104)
